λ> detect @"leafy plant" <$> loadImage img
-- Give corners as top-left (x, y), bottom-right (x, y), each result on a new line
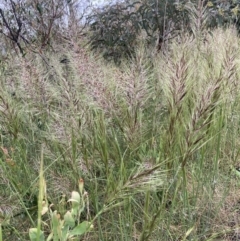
top-left (87, 0), bottom-right (193, 63)
top-left (206, 0), bottom-right (240, 30)
top-left (29, 155), bottom-right (93, 241)
top-left (29, 188), bottom-right (93, 241)
top-left (87, 1), bottom-right (141, 64)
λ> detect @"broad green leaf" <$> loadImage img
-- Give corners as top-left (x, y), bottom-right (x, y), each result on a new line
top-left (29, 228), bottom-right (45, 241)
top-left (0, 224), bottom-right (2, 241)
top-left (61, 224), bottom-right (69, 241)
top-left (46, 232), bottom-right (53, 241)
top-left (69, 191), bottom-right (80, 203)
top-left (64, 211), bottom-right (75, 228)
top-left (68, 191), bottom-right (81, 213)
top-left (52, 211), bottom-right (60, 241)
top-left (235, 168), bottom-right (240, 178)
top-left (69, 221), bottom-right (92, 236)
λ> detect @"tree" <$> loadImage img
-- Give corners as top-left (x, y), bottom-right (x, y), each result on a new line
top-left (205, 0), bottom-right (240, 31)
top-left (0, 0), bottom-right (90, 56)
top-left (87, 0), bottom-right (240, 64)
top-left (87, 0), bottom-right (192, 63)
top-left (87, 1), bottom-right (140, 64)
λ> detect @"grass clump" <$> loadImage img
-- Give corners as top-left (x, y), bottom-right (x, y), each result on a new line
top-left (1, 27), bottom-right (240, 240)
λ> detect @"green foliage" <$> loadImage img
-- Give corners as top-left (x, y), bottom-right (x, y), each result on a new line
top-left (29, 174), bottom-right (92, 241)
top-left (87, 0), bottom-right (192, 63)
top-left (206, 0), bottom-right (240, 29)
top-left (0, 224), bottom-right (2, 241)
top-left (88, 2), bottom-right (141, 64)
top-left (90, 0), bottom-right (240, 63)
top-left (87, 0), bottom-right (240, 64)
top-left (29, 229), bottom-right (45, 241)
top-left (137, 0), bottom-right (189, 45)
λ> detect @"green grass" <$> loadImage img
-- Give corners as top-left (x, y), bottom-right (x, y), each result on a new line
top-left (1, 27), bottom-right (240, 240)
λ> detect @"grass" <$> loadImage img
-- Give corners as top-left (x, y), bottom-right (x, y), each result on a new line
top-left (1, 26), bottom-right (240, 240)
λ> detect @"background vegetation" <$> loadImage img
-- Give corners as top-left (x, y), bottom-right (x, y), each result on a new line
top-left (1, 0), bottom-right (240, 240)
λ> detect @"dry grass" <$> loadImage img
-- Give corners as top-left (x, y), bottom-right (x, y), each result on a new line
top-left (1, 27), bottom-right (240, 240)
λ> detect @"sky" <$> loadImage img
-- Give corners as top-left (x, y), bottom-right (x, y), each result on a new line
top-left (79, 0), bottom-right (122, 7)
top-left (91, 0), bottom-right (123, 6)
top-left (79, 0), bottom-right (124, 22)
top-left (78, 0), bottom-right (124, 15)
top-left (91, 0), bottom-right (111, 5)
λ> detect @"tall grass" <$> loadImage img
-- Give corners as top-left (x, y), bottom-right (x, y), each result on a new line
top-left (1, 27), bottom-right (240, 240)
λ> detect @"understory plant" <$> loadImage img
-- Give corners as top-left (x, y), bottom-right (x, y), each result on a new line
top-left (29, 152), bottom-right (93, 241)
